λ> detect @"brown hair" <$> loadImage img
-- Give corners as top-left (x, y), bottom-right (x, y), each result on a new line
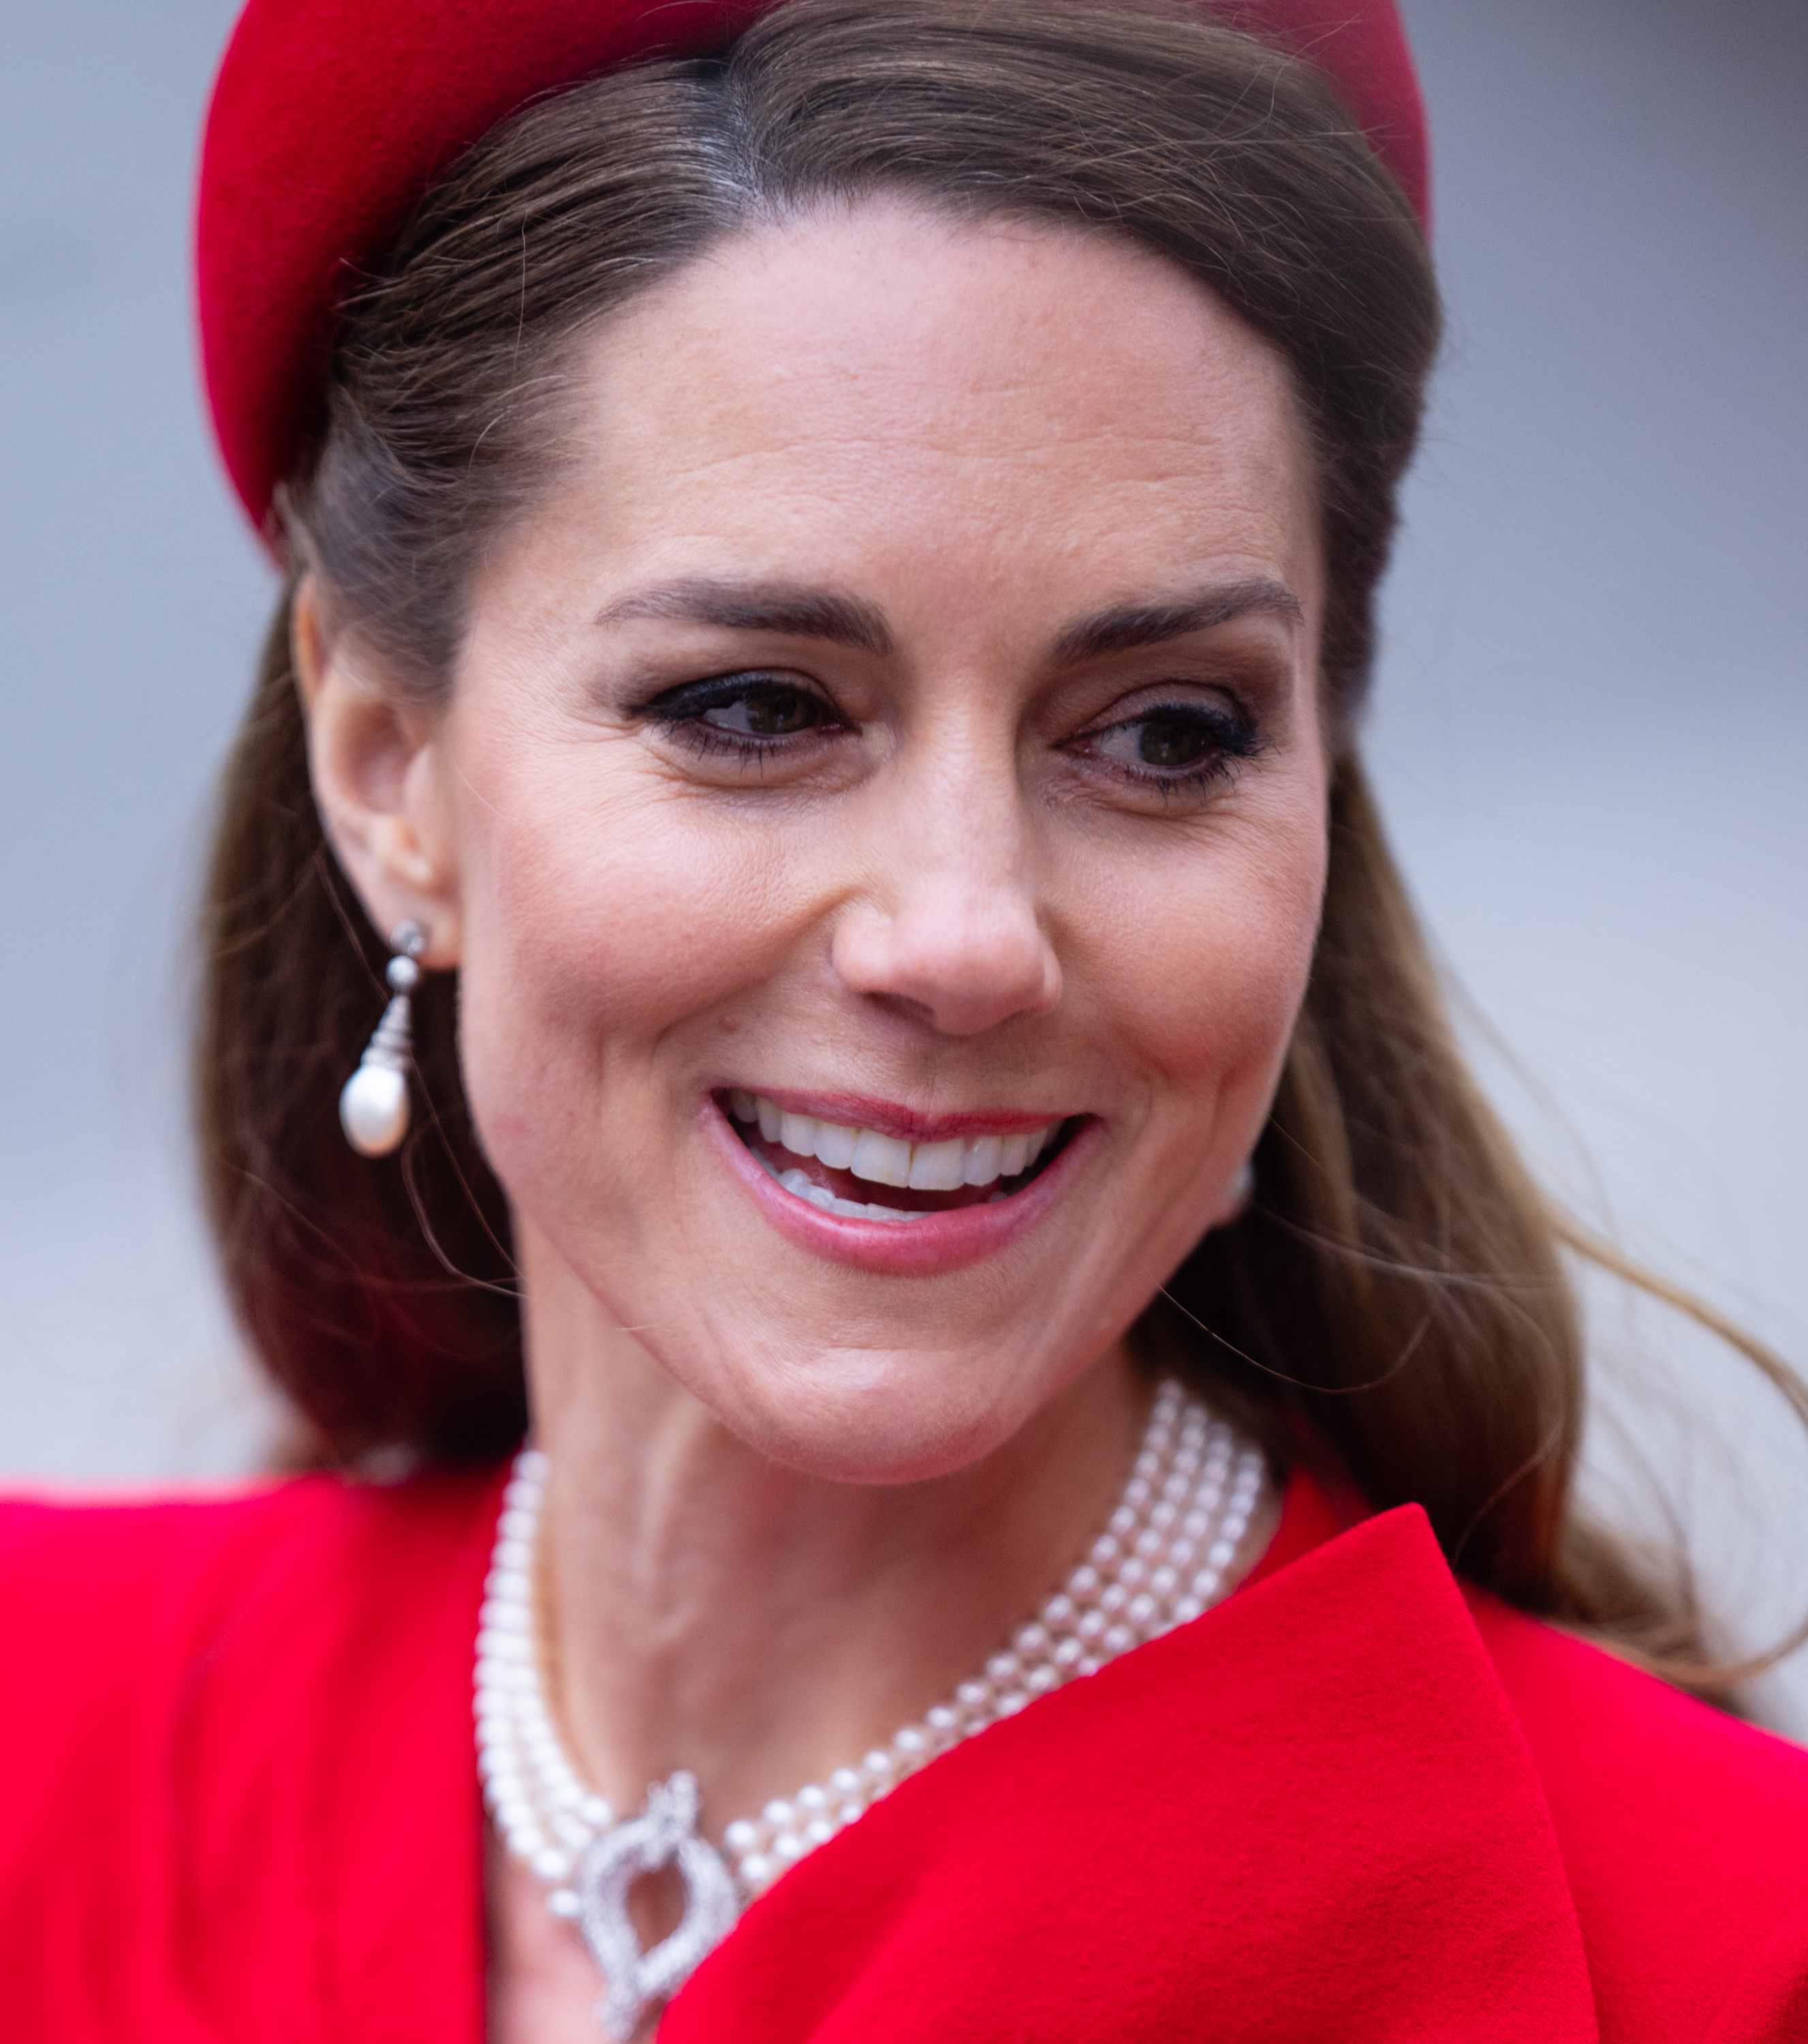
top-left (196, 0), bottom-right (1803, 1694)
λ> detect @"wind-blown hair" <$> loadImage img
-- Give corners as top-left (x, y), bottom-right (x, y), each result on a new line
top-left (194, 0), bottom-right (1804, 1699)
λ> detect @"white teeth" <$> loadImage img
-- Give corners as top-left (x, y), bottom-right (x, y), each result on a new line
top-left (962, 1136), bottom-right (1003, 1188)
top-left (813, 1120), bottom-right (857, 1170)
top-left (850, 1130), bottom-right (914, 1188)
top-left (731, 1094), bottom-right (1064, 1198)
top-left (766, 1156), bottom-right (928, 1222)
top-left (907, 1139), bottom-right (967, 1192)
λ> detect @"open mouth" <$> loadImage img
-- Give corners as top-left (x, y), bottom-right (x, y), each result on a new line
top-left (720, 1090), bottom-right (1074, 1224)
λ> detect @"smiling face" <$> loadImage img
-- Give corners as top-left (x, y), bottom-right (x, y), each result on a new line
top-left (340, 200), bottom-right (1330, 1479)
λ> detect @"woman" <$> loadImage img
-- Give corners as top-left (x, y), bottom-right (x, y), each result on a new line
top-left (5, 0), bottom-right (1807, 2037)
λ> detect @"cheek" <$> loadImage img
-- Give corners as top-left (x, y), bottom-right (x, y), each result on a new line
top-left (1089, 807), bottom-right (1326, 1108)
top-left (447, 757), bottom-right (783, 1162)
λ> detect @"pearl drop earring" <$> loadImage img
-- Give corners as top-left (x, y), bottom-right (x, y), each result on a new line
top-left (339, 920), bottom-right (427, 1158)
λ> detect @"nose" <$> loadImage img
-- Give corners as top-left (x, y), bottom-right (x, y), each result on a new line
top-left (829, 761), bottom-right (1061, 1038)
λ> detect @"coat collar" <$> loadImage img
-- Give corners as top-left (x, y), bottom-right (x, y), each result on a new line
top-left (662, 1499), bottom-right (1598, 2041)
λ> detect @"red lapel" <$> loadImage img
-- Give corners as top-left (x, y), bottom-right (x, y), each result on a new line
top-left (664, 1504), bottom-right (1598, 2041)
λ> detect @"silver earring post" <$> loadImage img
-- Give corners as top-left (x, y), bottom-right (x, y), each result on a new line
top-left (339, 920), bottom-right (427, 1158)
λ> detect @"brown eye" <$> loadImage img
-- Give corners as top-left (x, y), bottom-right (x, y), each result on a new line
top-left (1134, 713), bottom-right (1211, 768)
top-left (700, 683), bottom-right (827, 736)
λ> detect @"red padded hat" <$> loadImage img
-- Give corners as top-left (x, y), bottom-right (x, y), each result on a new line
top-left (196, 0), bottom-right (1429, 536)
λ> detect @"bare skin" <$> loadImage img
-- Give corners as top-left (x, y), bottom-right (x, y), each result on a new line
top-left (297, 200), bottom-right (1323, 2035)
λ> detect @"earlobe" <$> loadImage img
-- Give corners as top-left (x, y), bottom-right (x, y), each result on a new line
top-left (292, 576), bottom-right (463, 967)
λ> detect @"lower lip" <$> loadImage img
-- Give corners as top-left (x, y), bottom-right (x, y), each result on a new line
top-left (703, 1099), bottom-right (1095, 1275)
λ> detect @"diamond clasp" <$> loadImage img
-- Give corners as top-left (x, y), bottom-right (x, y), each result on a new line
top-left (574, 1772), bottom-right (741, 2040)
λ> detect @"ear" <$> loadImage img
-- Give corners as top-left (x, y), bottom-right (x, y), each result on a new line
top-left (292, 575), bottom-right (463, 967)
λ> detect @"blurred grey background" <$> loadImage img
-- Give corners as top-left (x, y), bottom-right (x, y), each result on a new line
top-left (2, 1), bottom-right (1803, 1712)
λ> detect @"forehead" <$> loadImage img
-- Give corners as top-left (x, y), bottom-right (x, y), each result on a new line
top-left (518, 200), bottom-right (1318, 612)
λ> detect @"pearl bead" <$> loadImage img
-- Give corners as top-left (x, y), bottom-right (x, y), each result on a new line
top-left (339, 1062), bottom-right (409, 1156)
top-left (477, 1393), bottom-right (1268, 1934)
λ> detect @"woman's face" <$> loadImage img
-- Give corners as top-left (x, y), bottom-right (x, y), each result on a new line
top-left (364, 202), bottom-right (1329, 1480)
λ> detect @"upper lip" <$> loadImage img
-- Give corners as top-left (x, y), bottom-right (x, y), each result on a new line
top-left (713, 1086), bottom-right (1076, 1145)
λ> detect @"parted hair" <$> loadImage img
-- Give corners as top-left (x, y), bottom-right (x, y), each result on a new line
top-left (196, 0), bottom-right (1803, 1697)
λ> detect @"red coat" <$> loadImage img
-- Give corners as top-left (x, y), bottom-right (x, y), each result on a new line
top-left (4, 1464), bottom-right (1805, 2040)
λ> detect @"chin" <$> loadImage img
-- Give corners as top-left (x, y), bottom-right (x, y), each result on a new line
top-left (681, 1343), bottom-right (1068, 1487)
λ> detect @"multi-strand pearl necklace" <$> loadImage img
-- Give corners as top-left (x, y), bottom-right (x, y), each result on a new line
top-left (474, 1384), bottom-right (1267, 2035)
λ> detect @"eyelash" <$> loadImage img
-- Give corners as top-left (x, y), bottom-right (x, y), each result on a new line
top-left (638, 674), bottom-right (846, 764)
top-left (636, 676), bottom-right (1262, 789)
top-left (1075, 702), bottom-right (1262, 793)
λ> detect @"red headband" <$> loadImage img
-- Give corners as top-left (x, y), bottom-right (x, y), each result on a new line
top-left (196, 0), bottom-right (1429, 536)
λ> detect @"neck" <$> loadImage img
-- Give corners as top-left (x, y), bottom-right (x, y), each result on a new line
top-left (518, 1227), bottom-right (1147, 1836)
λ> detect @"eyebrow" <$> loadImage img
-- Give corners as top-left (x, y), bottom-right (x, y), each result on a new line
top-left (1050, 579), bottom-right (1303, 664)
top-left (595, 578), bottom-right (892, 656)
top-left (593, 572), bottom-right (1300, 665)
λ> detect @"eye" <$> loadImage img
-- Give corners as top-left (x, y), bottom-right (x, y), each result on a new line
top-left (1104, 710), bottom-right (1216, 769)
top-left (700, 682), bottom-right (826, 737)
top-left (635, 671), bottom-right (848, 757)
top-left (1080, 700), bottom-right (1259, 784)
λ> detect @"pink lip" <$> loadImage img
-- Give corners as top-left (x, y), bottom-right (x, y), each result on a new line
top-left (718, 1087), bottom-right (1065, 1145)
top-left (703, 1096), bottom-right (1096, 1276)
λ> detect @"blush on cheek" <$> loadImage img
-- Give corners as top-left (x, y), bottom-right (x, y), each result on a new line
top-left (1109, 845), bottom-right (1324, 1108)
